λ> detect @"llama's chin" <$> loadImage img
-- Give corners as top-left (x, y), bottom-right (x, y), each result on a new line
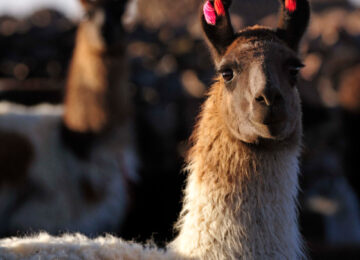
top-left (250, 119), bottom-right (293, 141)
top-left (265, 121), bottom-right (288, 138)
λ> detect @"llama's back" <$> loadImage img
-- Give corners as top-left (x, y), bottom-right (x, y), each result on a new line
top-left (0, 232), bottom-right (179, 260)
top-left (0, 102), bottom-right (137, 236)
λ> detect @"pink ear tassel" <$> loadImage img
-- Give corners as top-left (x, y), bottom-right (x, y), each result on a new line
top-left (214, 0), bottom-right (225, 16)
top-left (285, 0), bottom-right (297, 12)
top-left (203, 1), bottom-right (217, 25)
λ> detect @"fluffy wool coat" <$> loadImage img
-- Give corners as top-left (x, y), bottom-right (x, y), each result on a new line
top-left (169, 84), bottom-right (304, 260)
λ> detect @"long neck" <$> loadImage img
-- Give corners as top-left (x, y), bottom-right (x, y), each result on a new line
top-left (170, 85), bottom-right (303, 260)
top-left (63, 25), bottom-right (131, 135)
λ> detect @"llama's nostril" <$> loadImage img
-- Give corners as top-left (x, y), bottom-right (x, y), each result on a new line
top-left (255, 91), bottom-right (283, 106)
top-left (255, 95), bottom-right (266, 104)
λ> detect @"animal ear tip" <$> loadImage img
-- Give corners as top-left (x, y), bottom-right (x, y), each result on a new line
top-left (203, 1), bottom-right (217, 25)
top-left (214, 0), bottom-right (226, 16)
top-left (285, 0), bottom-right (297, 13)
top-left (203, 0), bottom-right (228, 26)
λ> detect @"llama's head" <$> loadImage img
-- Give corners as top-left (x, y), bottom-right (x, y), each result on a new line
top-left (63, 0), bottom-right (130, 136)
top-left (79, 0), bottom-right (128, 52)
top-left (202, 0), bottom-right (310, 144)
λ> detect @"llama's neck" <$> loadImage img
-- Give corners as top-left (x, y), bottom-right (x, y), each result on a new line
top-left (170, 85), bottom-right (303, 260)
top-left (63, 25), bottom-right (131, 134)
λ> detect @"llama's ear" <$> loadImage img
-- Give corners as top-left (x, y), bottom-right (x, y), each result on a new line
top-left (276, 0), bottom-right (310, 51)
top-left (201, 0), bottom-right (235, 60)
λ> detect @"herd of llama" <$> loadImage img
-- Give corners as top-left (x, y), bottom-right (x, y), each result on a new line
top-left (0, 0), bottom-right (137, 236)
top-left (0, 0), bottom-right (311, 259)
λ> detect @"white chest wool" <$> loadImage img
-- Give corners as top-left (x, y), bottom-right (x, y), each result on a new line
top-left (0, 135), bottom-right (302, 260)
top-left (170, 148), bottom-right (303, 260)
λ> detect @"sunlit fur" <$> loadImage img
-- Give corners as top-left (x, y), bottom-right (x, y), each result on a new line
top-left (170, 66), bottom-right (304, 258)
top-left (0, 232), bottom-right (180, 260)
top-left (168, 0), bottom-right (308, 258)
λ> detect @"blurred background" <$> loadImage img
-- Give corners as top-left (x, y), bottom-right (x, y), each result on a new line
top-left (0, 0), bottom-right (359, 259)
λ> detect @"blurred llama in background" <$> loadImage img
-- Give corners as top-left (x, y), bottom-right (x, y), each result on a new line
top-left (0, 0), bottom-right (137, 236)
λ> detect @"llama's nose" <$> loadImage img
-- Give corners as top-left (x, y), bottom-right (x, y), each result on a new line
top-left (254, 87), bottom-right (283, 107)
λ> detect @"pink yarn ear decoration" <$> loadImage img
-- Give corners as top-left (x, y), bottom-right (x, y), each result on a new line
top-left (214, 0), bottom-right (225, 16)
top-left (203, 1), bottom-right (217, 25)
top-left (285, 0), bottom-right (297, 12)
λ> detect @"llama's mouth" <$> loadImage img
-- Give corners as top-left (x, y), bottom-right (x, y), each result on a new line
top-left (250, 118), bottom-right (288, 139)
top-left (263, 119), bottom-right (284, 126)
top-left (251, 109), bottom-right (287, 128)
top-left (262, 112), bottom-right (287, 126)
top-left (251, 116), bottom-right (286, 127)
top-left (266, 121), bottom-right (286, 136)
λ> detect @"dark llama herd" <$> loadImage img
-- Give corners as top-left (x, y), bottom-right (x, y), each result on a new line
top-left (0, 0), bottom-right (311, 259)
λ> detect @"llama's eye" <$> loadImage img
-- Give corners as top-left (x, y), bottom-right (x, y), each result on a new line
top-left (288, 65), bottom-right (303, 84)
top-left (286, 60), bottom-right (304, 85)
top-left (221, 69), bottom-right (234, 82)
top-left (288, 66), bottom-right (302, 77)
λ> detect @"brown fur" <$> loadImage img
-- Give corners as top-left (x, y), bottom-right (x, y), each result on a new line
top-left (171, 33), bottom-right (304, 258)
top-left (170, 1), bottom-right (309, 258)
top-left (209, 29), bottom-right (302, 144)
top-left (187, 77), bottom-right (301, 197)
top-left (63, 3), bottom-right (131, 134)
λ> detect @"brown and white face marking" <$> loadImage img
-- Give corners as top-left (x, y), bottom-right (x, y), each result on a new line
top-left (201, 0), bottom-right (310, 144)
top-left (79, 0), bottom-right (127, 52)
top-left (217, 32), bottom-right (303, 143)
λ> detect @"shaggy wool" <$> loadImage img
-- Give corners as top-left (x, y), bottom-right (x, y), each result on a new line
top-left (0, 233), bottom-right (179, 260)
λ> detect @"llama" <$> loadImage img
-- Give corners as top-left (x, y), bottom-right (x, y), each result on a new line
top-left (0, 0), bottom-right (137, 236)
top-left (169, 0), bottom-right (310, 258)
top-left (0, 0), bottom-right (310, 259)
